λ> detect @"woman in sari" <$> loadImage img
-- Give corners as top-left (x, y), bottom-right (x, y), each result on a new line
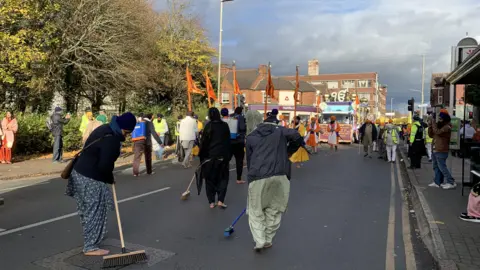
top-left (66, 112), bottom-right (136, 256)
top-left (0, 112), bottom-right (18, 164)
top-left (199, 108), bottom-right (231, 209)
top-left (305, 117), bottom-right (321, 153)
top-left (290, 116), bottom-right (309, 168)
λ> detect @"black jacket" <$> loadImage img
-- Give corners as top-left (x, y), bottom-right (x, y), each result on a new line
top-left (134, 119), bottom-right (162, 146)
top-left (199, 120), bottom-right (231, 161)
top-left (73, 124), bottom-right (123, 184)
top-left (359, 123), bottom-right (378, 142)
top-left (246, 122), bottom-right (303, 183)
top-left (51, 113), bottom-right (70, 136)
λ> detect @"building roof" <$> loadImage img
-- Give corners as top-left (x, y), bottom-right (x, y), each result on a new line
top-left (282, 72), bottom-right (377, 81)
top-left (254, 77), bottom-right (295, 90)
top-left (224, 68), bottom-right (259, 89)
top-left (431, 73), bottom-right (449, 89)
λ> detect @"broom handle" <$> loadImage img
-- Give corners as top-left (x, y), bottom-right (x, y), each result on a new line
top-left (231, 208), bottom-right (246, 227)
top-left (112, 184), bottom-right (127, 252)
top-left (186, 175), bottom-right (195, 190)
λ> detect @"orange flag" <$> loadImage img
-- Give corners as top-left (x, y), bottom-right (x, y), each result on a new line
top-left (233, 65), bottom-right (242, 95)
top-left (186, 66), bottom-right (204, 96)
top-left (266, 65), bottom-right (275, 99)
top-left (204, 70), bottom-right (217, 101)
top-left (293, 65), bottom-right (300, 102)
top-left (355, 94), bottom-right (360, 105)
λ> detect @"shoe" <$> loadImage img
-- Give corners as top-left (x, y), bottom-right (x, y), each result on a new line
top-left (441, 183), bottom-right (457, 190)
top-left (459, 215), bottom-right (480, 223)
top-left (428, 159), bottom-right (432, 162)
top-left (253, 245), bottom-right (263, 252)
top-left (364, 154), bottom-right (368, 157)
top-left (428, 182), bottom-right (440, 188)
top-left (263, 243), bottom-right (273, 249)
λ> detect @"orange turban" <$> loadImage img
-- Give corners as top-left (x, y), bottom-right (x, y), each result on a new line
top-left (86, 111), bottom-right (93, 120)
top-left (388, 119), bottom-right (393, 123)
top-left (330, 115), bottom-right (336, 121)
top-left (440, 109), bottom-right (449, 115)
top-left (279, 115), bottom-right (285, 120)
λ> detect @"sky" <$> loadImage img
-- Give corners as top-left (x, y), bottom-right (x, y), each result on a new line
top-left (154, 0), bottom-right (480, 112)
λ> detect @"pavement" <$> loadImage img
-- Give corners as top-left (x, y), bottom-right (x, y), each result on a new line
top-left (0, 145), bottom-right (434, 270)
top-left (399, 144), bottom-right (480, 270)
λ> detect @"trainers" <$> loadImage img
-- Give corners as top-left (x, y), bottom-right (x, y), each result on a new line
top-left (459, 215), bottom-right (480, 223)
top-left (428, 182), bottom-right (440, 188)
top-left (441, 183), bottom-right (457, 190)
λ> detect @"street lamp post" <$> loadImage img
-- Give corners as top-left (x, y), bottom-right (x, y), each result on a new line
top-left (216, 0), bottom-right (233, 105)
top-left (390, 98), bottom-right (394, 118)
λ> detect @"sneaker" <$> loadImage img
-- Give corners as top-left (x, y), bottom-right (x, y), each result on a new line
top-left (459, 215), bottom-right (480, 223)
top-left (441, 183), bottom-right (457, 190)
top-left (428, 182), bottom-right (440, 188)
top-left (364, 154), bottom-right (368, 157)
top-left (263, 243), bottom-right (273, 249)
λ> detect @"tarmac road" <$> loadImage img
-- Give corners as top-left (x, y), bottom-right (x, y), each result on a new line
top-left (0, 145), bottom-right (435, 270)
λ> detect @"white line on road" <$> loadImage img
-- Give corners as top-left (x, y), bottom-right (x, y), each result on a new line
top-left (0, 187), bottom-right (170, 237)
top-left (0, 228), bottom-right (6, 232)
top-left (385, 162), bottom-right (396, 270)
top-left (396, 159), bottom-right (417, 270)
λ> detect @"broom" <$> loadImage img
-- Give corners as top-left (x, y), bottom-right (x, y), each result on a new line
top-left (180, 175), bottom-right (195, 200)
top-left (224, 208), bottom-right (247, 237)
top-left (103, 184), bottom-right (147, 268)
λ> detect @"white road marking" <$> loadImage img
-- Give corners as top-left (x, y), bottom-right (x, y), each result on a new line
top-left (0, 228), bottom-right (6, 232)
top-left (0, 187), bottom-right (170, 237)
top-left (396, 159), bottom-right (417, 270)
top-left (385, 162), bottom-right (396, 270)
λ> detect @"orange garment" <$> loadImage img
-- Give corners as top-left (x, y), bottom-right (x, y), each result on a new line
top-left (0, 147), bottom-right (12, 163)
top-left (306, 122), bottom-right (320, 147)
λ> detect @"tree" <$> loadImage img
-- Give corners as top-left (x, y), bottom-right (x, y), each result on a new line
top-left (465, 84), bottom-right (480, 107)
top-left (49, 0), bottom-right (159, 112)
top-left (0, 0), bottom-right (60, 112)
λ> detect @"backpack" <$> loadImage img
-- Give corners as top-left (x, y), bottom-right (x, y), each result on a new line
top-left (131, 122), bottom-right (147, 141)
top-left (46, 115), bottom-right (53, 131)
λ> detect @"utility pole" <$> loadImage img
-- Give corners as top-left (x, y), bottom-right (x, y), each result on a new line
top-left (421, 54), bottom-right (425, 117)
top-left (216, 0), bottom-right (234, 107)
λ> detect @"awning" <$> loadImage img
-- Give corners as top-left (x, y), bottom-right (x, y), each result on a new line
top-left (446, 45), bottom-right (480, 84)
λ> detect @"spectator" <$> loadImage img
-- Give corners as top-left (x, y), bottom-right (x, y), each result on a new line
top-left (179, 111), bottom-right (198, 168)
top-left (154, 113), bottom-right (168, 145)
top-left (79, 107), bottom-right (92, 135)
top-left (51, 107), bottom-right (71, 163)
top-left (230, 107), bottom-right (247, 184)
top-left (96, 110), bottom-right (108, 124)
top-left (82, 112), bottom-right (103, 145)
top-left (132, 113), bottom-right (162, 176)
top-left (0, 111), bottom-right (18, 164)
top-left (67, 112), bottom-right (136, 256)
top-left (428, 109), bottom-right (456, 189)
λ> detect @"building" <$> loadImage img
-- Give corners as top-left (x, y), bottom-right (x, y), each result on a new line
top-left (430, 73), bottom-right (449, 107)
top-left (219, 60), bottom-right (387, 120)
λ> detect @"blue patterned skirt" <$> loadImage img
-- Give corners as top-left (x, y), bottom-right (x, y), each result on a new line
top-left (66, 170), bottom-right (114, 253)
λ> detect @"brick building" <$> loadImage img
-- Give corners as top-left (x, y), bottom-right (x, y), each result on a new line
top-left (219, 60), bottom-right (387, 120)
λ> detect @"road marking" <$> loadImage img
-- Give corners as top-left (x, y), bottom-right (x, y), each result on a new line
top-left (0, 187), bottom-right (170, 237)
top-left (0, 181), bottom-right (50, 193)
top-left (0, 228), bottom-right (5, 232)
top-left (385, 162), bottom-right (396, 270)
top-left (396, 159), bottom-right (417, 270)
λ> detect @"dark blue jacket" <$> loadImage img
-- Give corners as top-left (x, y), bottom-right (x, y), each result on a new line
top-left (73, 124), bottom-right (124, 184)
top-left (246, 122), bottom-right (304, 183)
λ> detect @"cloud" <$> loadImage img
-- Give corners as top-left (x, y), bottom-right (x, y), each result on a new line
top-left (154, 0), bottom-right (480, 109)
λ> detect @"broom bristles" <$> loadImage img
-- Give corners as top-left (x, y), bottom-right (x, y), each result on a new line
top-left (102, 250), bottom-right (147, 268)
top-left (180, 190), bottom-right (191, 200)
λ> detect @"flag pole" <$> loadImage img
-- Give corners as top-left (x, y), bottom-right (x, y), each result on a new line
top-left (264, 62), bottom-right (270, 119)
top-left (205, 70), bottom-right (212, 108)
top-left (294, 65), bottom-right (299, 124)
top-left (187, 64), bottom-right (192, 112)
top-left (233, 60), bottom-right (238, 108)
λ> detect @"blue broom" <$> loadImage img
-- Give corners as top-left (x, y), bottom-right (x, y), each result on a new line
top-left (224, 208), bottom-right (246, 237)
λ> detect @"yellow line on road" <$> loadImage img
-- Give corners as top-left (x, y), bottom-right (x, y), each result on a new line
top-left (386, 162), bottom-right (396, 270)
top-left (396, 159), bottom-right (417, 270)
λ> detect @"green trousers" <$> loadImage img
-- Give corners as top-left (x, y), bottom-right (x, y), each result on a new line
top-left (247, 175), bottom-right (290, 248)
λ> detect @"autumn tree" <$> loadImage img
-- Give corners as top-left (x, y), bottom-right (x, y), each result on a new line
top-left (0, 0), bottom-right (60, 112)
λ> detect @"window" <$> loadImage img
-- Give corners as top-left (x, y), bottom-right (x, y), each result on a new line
top-left (342, 80), bottom-right (355, 88)
top-left (358, 80), bottom-right (371, 88)
top-left (438, 90), bottom-right (443, 104)
top-left (261, 91), bottom-right (271, 103)
top-left (358, 93), bottom-right (370, 101)
top-left (221, 93), bottom-right (230, 104)
top-left (327, 81), bottom-right (338, 89)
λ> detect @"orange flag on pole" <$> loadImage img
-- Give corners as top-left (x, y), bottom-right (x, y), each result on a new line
top-left (293, 65), bottom-right (300, 102)
top-left (233, 65), bottom-right (242, 96)
top-left (204, 70), bottom-right (217, 108)
top-left (186, 66), bottom-right (204, 96)
top-left (266, 65), bottom-right (275, 99)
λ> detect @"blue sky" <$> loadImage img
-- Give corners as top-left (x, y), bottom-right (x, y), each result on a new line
top-left (154, 0), bottom-right (480, 112)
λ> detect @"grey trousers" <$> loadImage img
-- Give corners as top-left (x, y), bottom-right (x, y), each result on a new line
top-left (53, 135), bottom-right (63, 162)
top-left (181, 140), bottom-right (195, 167)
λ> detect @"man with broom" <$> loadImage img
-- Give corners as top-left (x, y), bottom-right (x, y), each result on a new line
top-left (246, 116), bottom-right (305, 251)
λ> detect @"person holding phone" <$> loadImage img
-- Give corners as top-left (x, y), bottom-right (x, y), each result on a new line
top-left (51, 107), bottom-right (71, 163)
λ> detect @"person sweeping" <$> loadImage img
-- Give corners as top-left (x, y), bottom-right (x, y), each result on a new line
top-left (246, 116), bottom-right (304, 251)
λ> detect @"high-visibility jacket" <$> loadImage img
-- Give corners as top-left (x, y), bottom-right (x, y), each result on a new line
top-left (384, 128), bottom-right (399, 144)
top-left (424, 128), bottom-right (433, 143)
top-left (154, 118), bottom-right (168, 135)
top-left (79, 114), bottom-right (89, 134)
top-left (409, 121), bottom-right (422, 144)
top-left (197, 120), bottom-right (203, 132)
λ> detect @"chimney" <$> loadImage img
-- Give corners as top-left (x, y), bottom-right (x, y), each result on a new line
top-left (308, 59), bottom-right (319, 76)
top-left (258, 64), bottom-right (267, 76)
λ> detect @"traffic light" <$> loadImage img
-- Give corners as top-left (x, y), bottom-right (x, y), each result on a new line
top-left (407, 98), bottom-right (414, 112)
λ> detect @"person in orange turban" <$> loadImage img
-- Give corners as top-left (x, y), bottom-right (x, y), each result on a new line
top-left (306, 117), bottom-right (321, 153)
top-left (327, 115), bottom-right (341, 151)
